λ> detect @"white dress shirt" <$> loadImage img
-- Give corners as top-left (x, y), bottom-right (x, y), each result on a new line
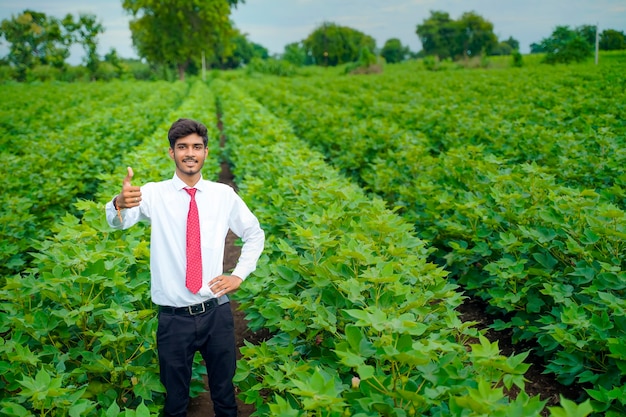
top-left (105, 173), bottom-right (265, 307)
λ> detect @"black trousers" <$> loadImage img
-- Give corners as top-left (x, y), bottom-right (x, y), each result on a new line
top-left (157, 302), bottom-right (237, 417)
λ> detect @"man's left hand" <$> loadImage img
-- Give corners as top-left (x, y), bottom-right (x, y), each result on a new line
top-left (208, 275), bottom-right (243, 297)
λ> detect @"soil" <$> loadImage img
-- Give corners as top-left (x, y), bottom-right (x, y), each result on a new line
top-left (456, 298), bottom-right (588, 415)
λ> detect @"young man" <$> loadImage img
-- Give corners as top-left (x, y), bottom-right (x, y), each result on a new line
top-left (105, 118), bottom-right (265, 417)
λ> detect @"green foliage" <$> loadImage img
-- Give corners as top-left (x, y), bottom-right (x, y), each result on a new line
top-left (0, 81), bottom-right (189, 276)
top-left (62, 13), bottom-right (105, 78)
top-left (0, 204), bottom-right (160, 415)
top-left (25, 64), bottom-right (63, 82)
top-left (343, 47), bottom-right (381, 75)
top-left (416, 10), bottom-right (498, 60)
top-left (538, 26), bottom-right (594, 64)
top-left (491, 36), bottom-right (520, 56)
top-left (213, 79), bottom-right (550, 416)
top-left (0, 64), bottom-right (17, 81)
top-left (422, 55), bottom-right (447, 71)
top-left (0, 80), bottom-right (221, 416)
top-left (246, 57), bottom-right (297, 77)
top-left (456, 11), bottom-right (499, 57)
top-left (303, 22), bottom-right (376, 66)
top-left (0, 9), bottom-right (70, 80)
top-left (380, 38), bottom-right (410, 64)
top-left (219, 32), bottom-right (269, 69)
top-left (600, 29), bottom-right (626, 51)
top-left (231, 55), bottom-right (626, 414)
top-left (282, 42), bottom-right (309, 66)
top-left (5, 52), bottom-right (626, 416)
top-left (512, 51), bottom-right (523, 67)
top-left (122, 0), bottom-right (243, 80)
top-left (576, 25), bottom-right (598, 47)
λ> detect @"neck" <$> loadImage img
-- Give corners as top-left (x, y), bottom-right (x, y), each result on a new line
top-left (177, 170), bottom-right (201, 187)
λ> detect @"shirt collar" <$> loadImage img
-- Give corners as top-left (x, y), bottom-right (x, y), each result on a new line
top-left (172, 173), bottom-right (206, 192)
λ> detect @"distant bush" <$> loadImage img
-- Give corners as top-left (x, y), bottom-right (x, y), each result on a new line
top-left (0, 65), bottom-right (17, 82)
top-left (95, 61), bottom-right (121, 81)
top-left (537, 26), bottom-right (594, 64)
top-left (544, 37), bottom-right (592, 64)
top-left (58, 66), bottom-right (90, 82)
top-left (422, 56), bottom-right (457, 71)
top-left (125, 60), bottom-right (156, 81)
top-left (246, 58), bottom-right (297, 77)
top-left (26, 65), bottom-right (62, 82)
top-left (380, 38), bottom-right (410, 63)
top-left (344, 47), bottom-right (383, 75)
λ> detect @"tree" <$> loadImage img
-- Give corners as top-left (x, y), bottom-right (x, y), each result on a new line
top-left (456, 11), bottom-right (498, 58)
top-left (303, 22), bottom-right (376, 66)
top-left (491, 37), bottom-right (519, 56)
top-left (282, 42), bottom-right (308, 66)
top-left (600, 29), bottom-right (626, 50)
top-left (103, 47), bottom-right (125, 77)
top-left (503, 36), bottom-right (520, 51)
top-left (530, 42), bottom-right (546, 54)
top-left (63, 13), bottom-right (104, 79)
top-left (416, 10), bottom-right (498, 60)
top-left (416, 11), bottom-right (457, 60)
top-left (576, 24), bottom-right (597, 46)
top-left (539, 26), bottom-right (593, 64)
top-left (122, 0), bottom-right (243, 80)
top-left (0, 10), bottom-right (70, 80)
top-left (380, 38), bottom-right (409, 63)
top-left (217, 31), bottom-right (268, 69)
top-left (491, 42), bottom-right (512, 56)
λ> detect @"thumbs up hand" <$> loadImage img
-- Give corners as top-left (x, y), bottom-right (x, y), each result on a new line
top-left (117, 167), bottom-right (142, 209)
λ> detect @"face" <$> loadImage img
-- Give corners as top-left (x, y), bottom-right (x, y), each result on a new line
top-left (169, 133), bottom-right (208, 184)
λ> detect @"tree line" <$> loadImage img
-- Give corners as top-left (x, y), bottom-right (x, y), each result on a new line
top-left (1, 4), bottom-right (625, 82)
top-left (0, 10), bottom-right (104, 81)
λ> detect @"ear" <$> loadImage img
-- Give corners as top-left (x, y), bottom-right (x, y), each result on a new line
top-left (168, 147), bottom-right (175, 159)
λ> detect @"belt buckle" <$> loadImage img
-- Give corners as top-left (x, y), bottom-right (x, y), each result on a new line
top-left (188, 302), bottom-right (206, 315)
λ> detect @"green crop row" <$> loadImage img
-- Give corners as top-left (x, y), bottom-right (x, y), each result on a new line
top-left (0, 71), bottom-right (602, 417)
top-left (211, 78), bottom-right (593, 417)
top-left (0, 80), bottom-right (220, 416)
top-left (234, 60), bottom-right (626, 192)
top-left (0, 81), bottom-right (170, 148)
top-left (229, 60), bottom-right (626, 415)
top-left (0, 81), bottom-right (189, 276)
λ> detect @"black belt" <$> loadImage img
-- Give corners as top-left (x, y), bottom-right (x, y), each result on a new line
top-left (159, 296), bottom-right (228, 316)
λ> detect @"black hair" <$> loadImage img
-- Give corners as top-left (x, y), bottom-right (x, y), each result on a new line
top-left (167, 118), bottom-right (209, 148)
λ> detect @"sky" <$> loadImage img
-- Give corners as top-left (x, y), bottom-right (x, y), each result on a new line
top-left (0, 0), bottom-right (625, 64)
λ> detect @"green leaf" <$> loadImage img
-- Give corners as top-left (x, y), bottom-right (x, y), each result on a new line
top-left (105, 401), bottom-right (121, 417)
top-left (0, 402), bottom-right (30, 417)
top-left (532, 250), bottom-right (558, 271)
top-left (548, 397), bottom-right (593, 417)
top-left (135, 401), bottom-right (151, 417)
top-left (268, 394), bottom-right (300, 416)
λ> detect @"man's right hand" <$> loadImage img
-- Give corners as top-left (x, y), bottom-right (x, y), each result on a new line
top-left (117, 167), bottom-right (142, 209)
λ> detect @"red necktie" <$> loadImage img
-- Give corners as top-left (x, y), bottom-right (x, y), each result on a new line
top-left (185, 188), bottom-right (202, 293)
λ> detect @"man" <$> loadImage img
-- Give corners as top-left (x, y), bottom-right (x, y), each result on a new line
top-left (105, 118), bottom-right (265, 417)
